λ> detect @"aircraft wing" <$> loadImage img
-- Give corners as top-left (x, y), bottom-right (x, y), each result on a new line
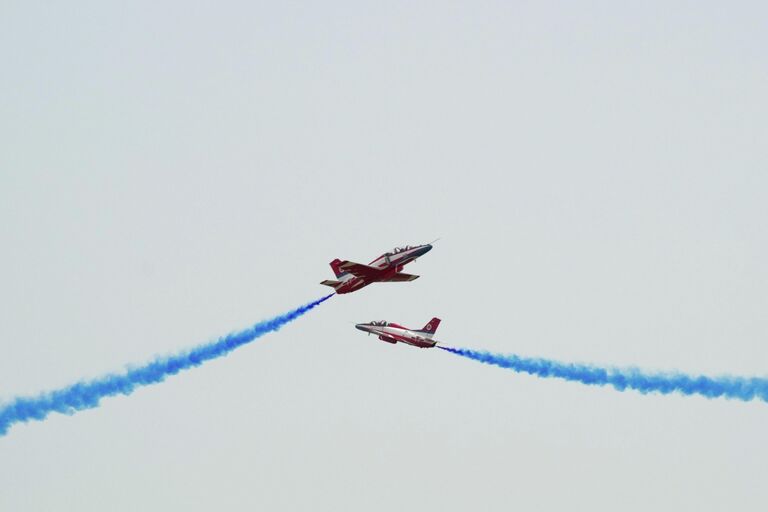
top-left (339, 260), bottom-right (383, 279)
top-left (382, 272), bottom-right (419, 282)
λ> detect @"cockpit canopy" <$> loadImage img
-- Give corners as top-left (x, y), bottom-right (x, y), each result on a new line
top-left (370, 320), bottom-right (388, 326)
top-left (384, 245), bottom-right (413, 257)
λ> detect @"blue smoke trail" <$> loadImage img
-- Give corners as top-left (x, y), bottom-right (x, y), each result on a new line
top-left (439, 346), bottom-right (768, 402)
top-left (0, 294), bottom-right (333, 437)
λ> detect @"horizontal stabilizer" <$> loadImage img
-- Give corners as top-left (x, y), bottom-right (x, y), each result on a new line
top-left (383, 272), bottom-right (419, 282)
top-left (320, 280), bottom-right (341, 289)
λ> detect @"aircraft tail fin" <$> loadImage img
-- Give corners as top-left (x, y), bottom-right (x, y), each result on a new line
top-left (417, 317), bottom-right (441, 337)
top-left (329, 259), bottom-right (345, 278)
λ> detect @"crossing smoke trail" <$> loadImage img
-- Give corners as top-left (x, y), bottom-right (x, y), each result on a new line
top-left (0, 294), bottom-right (334, 437)
top-left (439, 346), bottom-right (768, 402)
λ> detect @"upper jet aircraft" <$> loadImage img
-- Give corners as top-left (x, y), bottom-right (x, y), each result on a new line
top-left (320, 243), bottom-right (433, 294)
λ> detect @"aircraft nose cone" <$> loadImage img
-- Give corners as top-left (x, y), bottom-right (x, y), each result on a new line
top-left (355, 324), bottom-right (367, 332)
top-left (418, 244), bottom-right (432, 256)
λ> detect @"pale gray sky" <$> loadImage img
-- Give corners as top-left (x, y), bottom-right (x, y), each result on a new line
top-left (1, 1), bottom-right (767, 510)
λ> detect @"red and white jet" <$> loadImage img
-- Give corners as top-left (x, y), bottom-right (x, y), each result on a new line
top-left (355, 317), bottom-right (442, 348)
top-left (320, 243), bottom-right (433, 294)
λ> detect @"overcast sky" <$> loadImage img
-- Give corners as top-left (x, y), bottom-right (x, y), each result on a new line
top-left (1, 2), bottom-right (767, 510)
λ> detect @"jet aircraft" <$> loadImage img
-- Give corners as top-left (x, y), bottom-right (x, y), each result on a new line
top-left (320, 243), bottom-right (433, 294)
top-left (355, 317), bottom-right (442, 348)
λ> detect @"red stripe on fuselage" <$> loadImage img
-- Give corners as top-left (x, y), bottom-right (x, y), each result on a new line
top-left (386, 332), bottom-right (436, 348)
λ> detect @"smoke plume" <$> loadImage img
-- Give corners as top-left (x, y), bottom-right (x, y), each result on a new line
top-left (439, 346), bottom-right (768, 402)
top-left (0, 294), bottom-right (333, 437)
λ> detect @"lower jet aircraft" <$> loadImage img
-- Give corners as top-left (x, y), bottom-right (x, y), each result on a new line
top-left (320, 243), bottom-right (433, 294)
top-left (355, 317), bottom-right (442, 348)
